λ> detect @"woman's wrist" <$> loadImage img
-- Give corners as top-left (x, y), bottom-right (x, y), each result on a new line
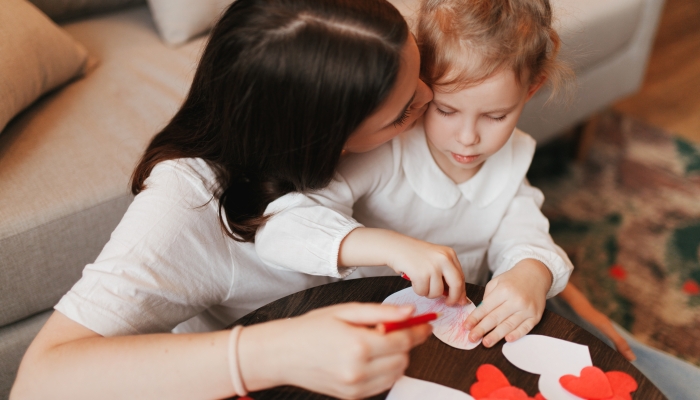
top-left (236, 320), bottom-right (290, 392)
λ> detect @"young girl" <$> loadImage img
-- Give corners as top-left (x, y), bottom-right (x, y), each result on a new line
top-left (12, 0), bottom-right (434, 398)
top-left (255, 0), bottom-right (574, 347)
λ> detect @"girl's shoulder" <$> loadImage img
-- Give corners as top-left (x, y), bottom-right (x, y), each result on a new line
top-left (512, 129), bottom-right (536, 153)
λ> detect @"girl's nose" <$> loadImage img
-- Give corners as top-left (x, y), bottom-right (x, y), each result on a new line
top-left (457, 125), bottom-right (480, 146)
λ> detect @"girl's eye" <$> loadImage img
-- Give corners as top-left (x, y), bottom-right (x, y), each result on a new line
top-left (436, 108), bottom-right (454, 116)
top-left (392, 108), bottom-right (411, 128)
top-left (489, 115), bottom-right (507, 122)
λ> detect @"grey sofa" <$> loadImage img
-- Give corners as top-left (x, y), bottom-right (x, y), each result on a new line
top-left (0, 0), bottom-right (664, 397)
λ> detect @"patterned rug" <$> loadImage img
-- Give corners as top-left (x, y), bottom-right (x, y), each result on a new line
top-left (528, 111), bottom-right (700, 366)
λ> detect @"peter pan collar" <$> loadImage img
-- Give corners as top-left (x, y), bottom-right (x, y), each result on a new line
top-left (400, 124), bottom-right (516, 209)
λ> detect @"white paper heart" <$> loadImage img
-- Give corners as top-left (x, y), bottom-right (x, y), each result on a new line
top-left (387, 376), bottom-right (475, 400)
top-left (502, 335), bottom-right (592, 400)
top-left (382, 287), bottom-right (481, 350)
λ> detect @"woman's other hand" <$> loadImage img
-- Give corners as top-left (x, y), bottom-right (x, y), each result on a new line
top-left (238, 302), bottom-right (432, 399)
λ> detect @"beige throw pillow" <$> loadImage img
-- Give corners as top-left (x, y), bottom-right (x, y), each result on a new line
top-left (147, 0), bottom-right (235, 45)
top-left (0, 0), bottom-right (89, 133)
top-left (29, 0), bottom-right (145, 22)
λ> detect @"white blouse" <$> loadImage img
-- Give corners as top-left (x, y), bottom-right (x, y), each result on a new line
top-left (256, 124), bottom-right (573, 298)
top-left (56, 158), bottom-right (333, 336)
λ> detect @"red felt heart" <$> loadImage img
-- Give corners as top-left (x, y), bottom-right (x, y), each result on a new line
top-left (487, 386), bottom-right (533, 399)
top-left (470, 364), bottom-right (511, 398)
top-left (605, 371), bottom-right (638, 400)
top-left (534, 394), bottom-right (546, 400)
top-left (559, 366), bottom-right (614, 399)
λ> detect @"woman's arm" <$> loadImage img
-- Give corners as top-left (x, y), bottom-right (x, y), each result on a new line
top-left (12, 303), bottom-right (431, 400)
top-left (11, 312), bottom-right (233, 399)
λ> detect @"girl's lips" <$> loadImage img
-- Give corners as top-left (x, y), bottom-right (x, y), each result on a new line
top-left (451, 152), bottom-right (480, 164)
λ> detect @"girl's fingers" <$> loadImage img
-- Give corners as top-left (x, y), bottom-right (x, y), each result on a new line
top-left (475, 306), bottom-right (519, 347)
top-left (442, 262), bottom-right (466, 306)
top-left (409, 273), bottom-right (430, 297)
top-left (503, 316), bottom-right (539, 343)
top-left (428, 272), bottom-right (444, 298)
top-left (463, 291), bottom-right (504, 332)
top-left (465, 300), bottom-right (507, 342)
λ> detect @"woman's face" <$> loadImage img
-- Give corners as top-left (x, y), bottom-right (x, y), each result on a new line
top-left (343, 35), bottom-right (433, 153)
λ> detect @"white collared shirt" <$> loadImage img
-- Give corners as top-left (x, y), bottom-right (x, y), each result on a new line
top-left (256, 124), bottom-right (573, 298)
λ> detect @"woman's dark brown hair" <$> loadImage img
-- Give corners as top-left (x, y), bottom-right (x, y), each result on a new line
top-left (131, 0), bottom-right (408, 242)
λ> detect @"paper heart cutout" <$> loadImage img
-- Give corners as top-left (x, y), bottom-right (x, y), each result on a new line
top-left (487, 386), bottom-right (534, 399)
top-left (559, 366), bottom-right (613, 399)
top-left (534, 394), bottom-right (546, 400)
top-left (383, 287), bottom-right (481, 349)
top-left (470, 364), bottom-right (511, 398)
top-left (603, 371), bottom-right (638, 400)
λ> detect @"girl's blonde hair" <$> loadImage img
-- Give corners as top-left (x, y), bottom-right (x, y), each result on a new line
top-left (416, 0), bottom-right (573, 97)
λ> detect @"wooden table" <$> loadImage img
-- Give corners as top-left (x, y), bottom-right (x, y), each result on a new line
top-left (233, 277), bottom-right (665, 399)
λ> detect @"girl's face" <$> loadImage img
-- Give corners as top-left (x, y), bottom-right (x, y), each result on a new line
top-left (424, 68), bottom-right (542, 183)
top-left (344, 35), bottom-right (433, 153)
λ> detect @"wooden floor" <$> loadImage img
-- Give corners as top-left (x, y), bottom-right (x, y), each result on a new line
top-left (613, 0), bottom-right (700, 144)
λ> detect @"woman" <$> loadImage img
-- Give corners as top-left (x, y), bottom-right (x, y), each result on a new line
top-left (11, 0), bottom-right (432, 398)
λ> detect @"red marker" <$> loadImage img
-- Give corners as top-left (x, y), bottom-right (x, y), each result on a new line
top-left (377, 312), bottom-right (439, 333)
top-left (400, 273), bottom-right (471, 303)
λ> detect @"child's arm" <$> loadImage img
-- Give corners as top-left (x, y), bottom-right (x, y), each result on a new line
top-left (255, 145), bottom-right (395, 279)
top-left (11, 303), bottom-right (431, 399)
top-left (558, 283), bottom-right (636, 361)
top-left (339, 228), bottom-right (467, 305)
top-left (256, 146), bottom-right (468, 304)
top-left (464, 181), bottom-right (574, 347)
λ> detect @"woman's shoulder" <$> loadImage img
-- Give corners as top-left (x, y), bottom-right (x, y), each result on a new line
top-left (147, 158), bottom-right (220, 197)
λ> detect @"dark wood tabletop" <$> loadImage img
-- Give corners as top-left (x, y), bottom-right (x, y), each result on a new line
top-left (232, 277), bottom-right (665, 399)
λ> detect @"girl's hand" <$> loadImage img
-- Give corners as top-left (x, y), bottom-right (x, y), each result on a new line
top-left (238, 302), bottom-right (432, 399)
top-left (463, 259), bottom-right (551, 347)
top-left (383, 234), bottom-right (467, 306)
top-left (339, 228), bottom-right (468, 306)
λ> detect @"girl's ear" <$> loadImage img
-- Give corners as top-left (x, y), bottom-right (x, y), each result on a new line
top-left (525, 75), bottom-right (547, 102)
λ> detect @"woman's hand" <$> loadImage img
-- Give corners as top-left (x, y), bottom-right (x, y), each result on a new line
top-left (558, 283), bottom-right (636, 361)
top-left (239, 302), bottom-right (432, 399)
top-left (339, 228), bottom-right (468, 306)
top-left (463, 259), bottom-right (551, 347)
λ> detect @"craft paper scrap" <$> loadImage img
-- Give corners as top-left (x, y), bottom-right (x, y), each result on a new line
top-left (502, 335), bottom-right (592, 400)
top-left (382, 287), bottom-right (481, 349)
top-left (386, 375), bottom-right (474, 400)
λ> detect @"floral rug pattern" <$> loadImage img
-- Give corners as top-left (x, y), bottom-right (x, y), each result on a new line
top-left (529, 112), bottom-right (700, 366)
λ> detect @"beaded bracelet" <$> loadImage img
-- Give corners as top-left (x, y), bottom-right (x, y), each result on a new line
top-left (228, 325), bottom-right (248, 396)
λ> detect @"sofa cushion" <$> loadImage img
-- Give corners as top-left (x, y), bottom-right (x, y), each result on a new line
top-left (555, 0), bottom-right (645, 73)
top-left (0, 6), bottom-right (205, 327)
top-left (147, 0), bottom-right (233, 45)
top-left (0, 0), bottom-right (89, 133)
top-left (0, 311), bottom-right (52, 399)
top-left (29, 0), bottom-right (145, 22)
